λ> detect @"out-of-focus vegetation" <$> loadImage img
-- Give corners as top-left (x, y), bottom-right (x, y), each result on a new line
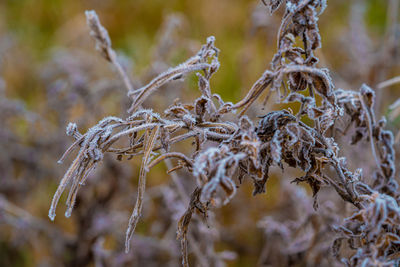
top-left (2, 0), bottom-right (396, 103)
top-left (0, 0), bottom-right (399, 266)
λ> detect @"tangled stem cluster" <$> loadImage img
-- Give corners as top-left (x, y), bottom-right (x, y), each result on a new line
top-left (49, 1), bottom-right (400, 266)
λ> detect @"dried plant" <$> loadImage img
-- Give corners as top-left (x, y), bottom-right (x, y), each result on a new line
top-left (11, 0), bottom-right (395, 266)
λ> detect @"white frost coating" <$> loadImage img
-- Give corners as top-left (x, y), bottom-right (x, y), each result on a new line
top-left (182, 113), bottom-right (196, 126)
top-left (85, 10), bottom-right (112, 47)
top-left (319, 0), bottom-right (327, 15)
top-left (270, 130), bottom-right (282, 163)
top-left (48, 212), bottom-right (55, 221)
top-left (192, 147), bottom-right (220, 177)
top-left (128, 109), bottom-right (173, 125)
top-left (98, 116), bottom-right (124, 125)
top-left (100, 125), bottom-right (114, 142)
top-left (65, 210), bottom-right (72, 218)
top-left (127, 57), bottom-right (208, 99)
top-left (206, 35), bottom-right (215, 44)
top-left (66, 122), bottom-right (77, 136)
top-left (199, 150), bottom-right (245, 204)
top-left (286, 2), bottom-right (296, 13)
top-left (49, 115), bottom-right (125, 221)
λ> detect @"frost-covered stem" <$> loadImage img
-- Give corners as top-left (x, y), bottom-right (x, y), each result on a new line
top-left (64, 161), bottom-right (96, 217)
top-left (298, 121), bottom-right (361, 208)
top-left (281, 65), bottom-right (331, 90)
top-left (49, 152), bottom-right (85, 221)
top-left (102, 123), bottom-right (159, 150)
top-left (128, 61), bottom-right (210, 113)
top-left (229, 70), bottom-right (272, 112)
top-left (125, 125), bottom-right (160, 252)
top-left (85, 10), bottom-right (134, 92)
top-left (57, 134), bottom-right (86, 164)
top-left (197, 122), bottom-right (237, 132)
top-left (107, 131), bottom-right (198, 155)
top-left (113, 56), bottom-right (134, 92)
top-left (201, 130), bottom-right (232, 141)
top-left (330, 160), bottom-right (362, 209)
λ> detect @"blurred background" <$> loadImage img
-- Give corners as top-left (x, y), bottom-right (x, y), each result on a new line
top-left (0, 0), bottom-right (399, 266)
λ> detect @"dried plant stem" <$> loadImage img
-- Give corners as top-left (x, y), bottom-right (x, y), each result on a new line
top-left (49, 2), bottom-right (400, 265)
top-left (57, 134), bottom-right (85, 164)
top-left (85, 10), bottom-right (134, 92)
top-left (128, 62), bottom-right (210, 113)
top-left (229, 70), bottom-right (272, 112)
top-left (125, 125), bottom-right (160, 252)
top-left (49, 152), bottom-right (85, 221)
top-left (103, 123), bottom-right (160, 150)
